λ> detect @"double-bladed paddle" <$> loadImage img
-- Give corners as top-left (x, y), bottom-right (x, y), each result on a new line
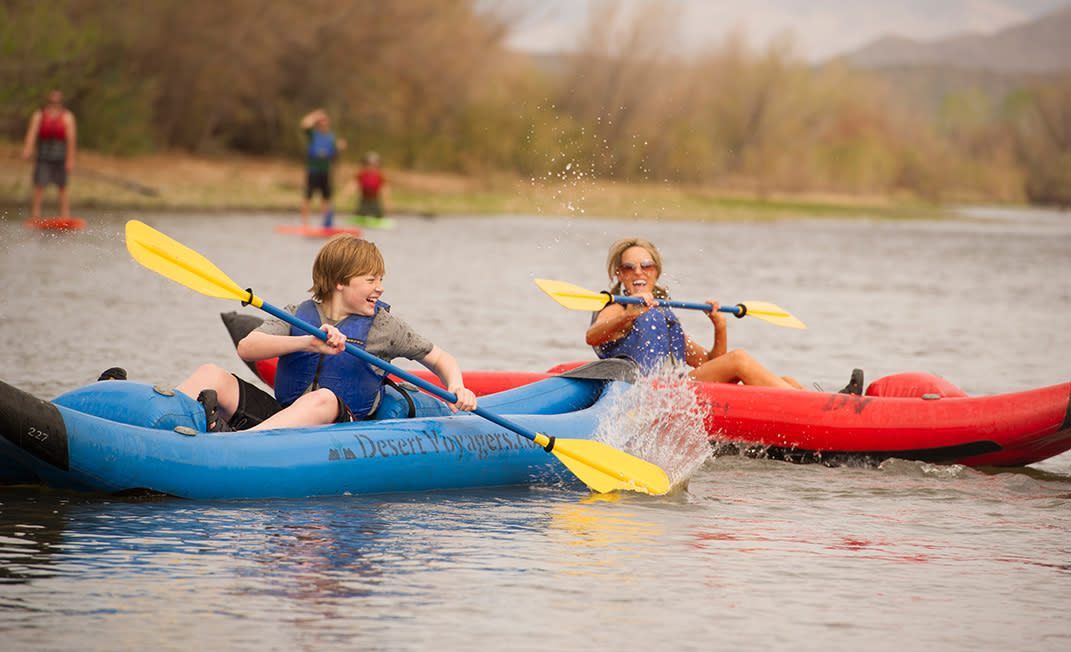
top-left (125, 220), bottom-right (669, 496)
top-left (534, 278), bottom-right (806, 330)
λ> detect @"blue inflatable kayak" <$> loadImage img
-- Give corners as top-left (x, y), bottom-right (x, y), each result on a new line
top-left (0, 361), bottom-right (636, 499)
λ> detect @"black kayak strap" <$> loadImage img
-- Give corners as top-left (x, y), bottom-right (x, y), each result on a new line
top-left (383, 376), bottom-right (416, 419)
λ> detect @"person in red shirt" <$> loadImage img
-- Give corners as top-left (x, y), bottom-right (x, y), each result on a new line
top-left (355, 151), bottom-right (390, 220)
top-left (22, 89), bottom-right (77, 219)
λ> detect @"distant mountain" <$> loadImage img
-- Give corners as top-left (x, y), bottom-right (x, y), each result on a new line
top-left (843, 4), bottom-right (1071, 73)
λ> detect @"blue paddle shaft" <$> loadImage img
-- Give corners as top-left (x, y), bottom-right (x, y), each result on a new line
top-left (611, 294), bottom-right (743, 316)
top-left (257, 300), bottom-right (546, 445)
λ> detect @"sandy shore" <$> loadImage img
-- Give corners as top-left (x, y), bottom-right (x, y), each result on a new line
top-left (0, 143), bottom-right (944, 220)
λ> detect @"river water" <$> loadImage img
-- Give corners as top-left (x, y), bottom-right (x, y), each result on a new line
top-left (2, 208), bottom-right (1070, 651)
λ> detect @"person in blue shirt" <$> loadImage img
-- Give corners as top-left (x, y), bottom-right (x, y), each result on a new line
top-left (300, 108), bottom-right (347, 227)
top-left (585, 237), bottom-right (803, 389)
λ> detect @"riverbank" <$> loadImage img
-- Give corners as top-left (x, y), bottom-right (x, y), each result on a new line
top-left (1, 144), bottom-right (949, 220)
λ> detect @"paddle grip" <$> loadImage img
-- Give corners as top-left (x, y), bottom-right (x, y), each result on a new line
top-left (256, 300), bottom-right (546, 445)
top-left (612, 294), bottom-right (744, 317)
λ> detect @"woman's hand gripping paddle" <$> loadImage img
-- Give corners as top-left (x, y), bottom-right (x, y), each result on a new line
top-left (125, 220), bottom-right (670, 495)
top-left (534, 278), bottom-right (806, 330)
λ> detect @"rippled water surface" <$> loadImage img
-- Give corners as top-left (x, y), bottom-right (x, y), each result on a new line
top-left (2, 208), bottom-right (1070, 651)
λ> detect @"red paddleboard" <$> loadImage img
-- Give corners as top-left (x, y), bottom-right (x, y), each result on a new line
top-left (25, 217), bottom-right (87, 231)
top-left (274, 224), bottom-right (363, 238)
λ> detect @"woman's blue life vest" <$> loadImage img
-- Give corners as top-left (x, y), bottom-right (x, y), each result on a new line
top-left (307, 130), bottom-right (337, 162)
top-left (274, 299), bottom-right (388, 417)
top-left (593, 306), bottom-right (688, 374)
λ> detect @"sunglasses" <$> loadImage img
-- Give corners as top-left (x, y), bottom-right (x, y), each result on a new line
top-left (619, 260), bottom-right (657, 272)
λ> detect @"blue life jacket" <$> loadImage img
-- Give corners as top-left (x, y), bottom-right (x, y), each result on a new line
top-left (594, 306), bottom-right (688, 374)
top-left (307, 130), bottom-right (337, 161)
top-left (274, 299), bottom-right (388, 417)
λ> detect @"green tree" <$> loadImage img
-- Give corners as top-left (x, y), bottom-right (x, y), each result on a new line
top-left (1012, 76), bottom-right (1071, 207)
top-left (0, 1), bottom-right (100, 140)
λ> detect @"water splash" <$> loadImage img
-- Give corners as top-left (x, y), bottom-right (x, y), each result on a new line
top-left (592, 372), bottom-right (711, 492)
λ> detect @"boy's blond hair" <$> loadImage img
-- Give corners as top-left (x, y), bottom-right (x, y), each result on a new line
top-left (309, 235), bottom-right (385, 302)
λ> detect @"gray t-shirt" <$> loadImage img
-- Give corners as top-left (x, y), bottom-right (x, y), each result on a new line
top-left (255, 302), bottom-right (434, 370)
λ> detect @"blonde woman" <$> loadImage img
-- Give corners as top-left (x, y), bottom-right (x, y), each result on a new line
top-left (586, 237), bottom-right (803, 389)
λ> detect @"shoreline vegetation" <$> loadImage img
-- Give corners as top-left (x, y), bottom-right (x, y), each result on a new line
top-left (6, 4), bottom-right (1068, 217)
top-left (0, 145), bottom-right (955, 221)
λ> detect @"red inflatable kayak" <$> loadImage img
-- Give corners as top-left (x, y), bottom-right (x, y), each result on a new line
top-left (691, 377), bottom-right (1071, 467)
top-left (220, 312), bottom-right (1071, 468)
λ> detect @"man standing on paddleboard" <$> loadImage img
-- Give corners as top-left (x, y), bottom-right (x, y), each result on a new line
top-left (22, 89), bottom-right (77, 219)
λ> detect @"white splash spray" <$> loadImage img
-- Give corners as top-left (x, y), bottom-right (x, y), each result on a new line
top-left (592, 370), bottom-right (711, 492)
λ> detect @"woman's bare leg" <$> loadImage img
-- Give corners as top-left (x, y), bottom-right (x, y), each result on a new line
top-left (690, 349), bottom-right (800, 389)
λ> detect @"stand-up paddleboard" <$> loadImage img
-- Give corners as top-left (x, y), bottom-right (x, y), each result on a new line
top-left (274, 224), bottom-right (363, 238)
top-left (24, 217), bottom-right (88, 231)
top-left (349, 215), bottom-right (396, 230)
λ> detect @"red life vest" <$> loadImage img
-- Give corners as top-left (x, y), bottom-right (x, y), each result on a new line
top-left (39, 110), bottom-right (67, 141)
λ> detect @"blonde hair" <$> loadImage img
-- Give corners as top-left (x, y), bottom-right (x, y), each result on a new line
top-left (604, 237), bottom-right (669, 299)
top-left (309, 235), bottom-right (385, 301)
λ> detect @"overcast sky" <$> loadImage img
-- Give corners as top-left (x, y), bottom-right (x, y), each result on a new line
top-left (484, 0), bottom-right (1070, 61)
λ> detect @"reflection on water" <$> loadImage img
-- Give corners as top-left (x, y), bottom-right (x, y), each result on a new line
top-left (1, 209), bottom-right (1070, 650)
top-left (1, 458), bottom-right (1069, 650)
top-left (0, 489), bottom-right (67, 585)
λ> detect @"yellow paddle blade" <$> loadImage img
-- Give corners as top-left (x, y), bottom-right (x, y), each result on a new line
top-left (125, 220), bottom-right (257, 305)
top-left (547, 437), bottom-right (670, 495)
top-left (534, 278), bottom-right (612, 312)
top-left (738, 301), bottom-right (806, 330)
